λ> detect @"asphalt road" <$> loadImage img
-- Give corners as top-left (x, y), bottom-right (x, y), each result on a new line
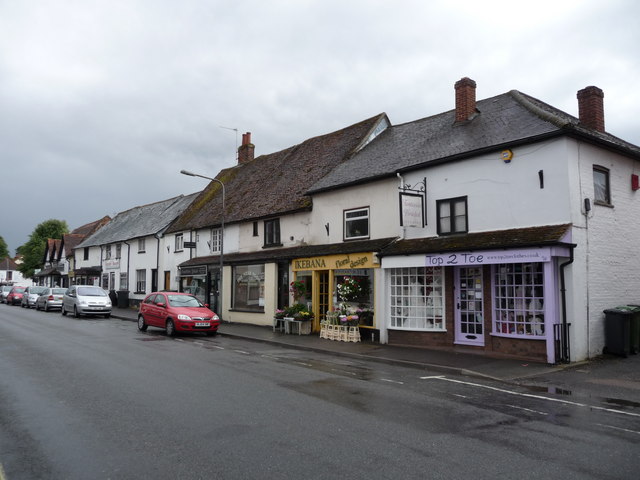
top-left (1, 304), bottom-right (639, 479)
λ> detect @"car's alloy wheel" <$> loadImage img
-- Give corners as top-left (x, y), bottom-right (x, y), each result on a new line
top-left (137, 315), bottom-right (147, 332)
top-left (44, 304), bottom-right (49, 312)
top-left (61, 305), bottom-right (67, 316)
top-left (73, 306), bottom-right (80, 318)
top-left (166, 319), bottom-right (175, 337)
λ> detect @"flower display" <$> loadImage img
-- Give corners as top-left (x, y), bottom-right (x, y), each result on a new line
top-left (277, 303), bottom-right (314, 321)
top-left (336, 276), bottom-right (365, 302)
top-left (289, 280), bottom-right (307, 300)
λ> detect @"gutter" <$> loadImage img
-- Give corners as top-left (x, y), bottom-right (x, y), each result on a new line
top-left (558, 245), bottom-right (575, 363)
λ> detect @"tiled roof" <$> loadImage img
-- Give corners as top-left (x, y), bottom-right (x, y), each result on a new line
top-left (71, 216), bottom-right (111, 236)
top-left (62, 234), bottom-right (86, 255)
top-left (167, 114), bottom-right (388, 232)
top-left (0, 257), bottom-right (19, 271)
top-left (179, 237), bottom-right (398, 267)
top-left (378, 224), bottom-right (573, 257)
top-left (78, 194), bottom-right (199, 247)
top-left (309, 91), bottom-right (640, 193)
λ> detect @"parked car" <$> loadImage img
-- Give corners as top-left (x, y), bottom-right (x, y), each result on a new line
top-left (6, 286), bottom-right (27, 305)
top-left (1, 285), bottom-right (13, 303)
top-left (21, 286), bottom-right (48, 308)
top-left (61, 285), bottom-right (112, 318)
top-left (35, 287), bottom-right (67, 312)
top-left (137, 292), bottom-right (220, 336)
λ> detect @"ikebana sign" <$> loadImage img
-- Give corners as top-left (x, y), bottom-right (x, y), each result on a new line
top-left (293, 253), bottom-right (379, 271)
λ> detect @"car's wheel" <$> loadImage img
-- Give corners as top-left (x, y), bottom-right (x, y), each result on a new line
top-left (73, 306), bottom-right (80, 318)
top-left (166, 319), bottom-right (176, 337)
top-left (61, 305), bottom-right (67, 316)
top-left (137, 315), bottom-right (148, 332)
top-left (206, 331), bottom-right (217, 337)
top-left (44, 303), bottom-right (49, 312)
top-left (35, 303), bottom-right (40, 311)
top-left (104, 313), bottom-right (110, 318)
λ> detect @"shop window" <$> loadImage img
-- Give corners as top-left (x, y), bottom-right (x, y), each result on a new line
top-left (334, 269), bottom-right (374, 326)
top-left (175, 233), bottom-right (184, 252)
top-left (593, 165), bottom-right (611, 205)
top-left (389, 267), bottom-right (444, 330)
top-left (211, 228), bottom-right (222, 254)
top-left (233, 264), bottom-right (265, 312)
top-left (437, 196), bottom-right (467, 235)
top-left (135, 269), bottom-right (146, 294)
top-left (138, 238), bottom-right (145, 253)
top-left (344, 207), bottom-right (369, 240)
top-left (264, 219), bottom-right (281, 247)
top-left (493, 263), bottom-right (545, 337)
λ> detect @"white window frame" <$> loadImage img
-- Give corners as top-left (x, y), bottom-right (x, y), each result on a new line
top-left (492, 262), bottom-right (545, 338)
top-left (344, 207), bottom-right (370, 240)
top-left (175, 233), bottom-right (184, 252)
top-left (105, 245), bottom-right (112, 260)
top-left (211, 228), bottom-right (222, 254)
top-left (593, 165), bottom-right (611, 205)
top-left (116, 243), bottom-right (122, 259)
top-left (138, 238), bottom-right (146, 253)
top-left (389, 266), bottom-right (444, 330)
top-left (437, 196), bottom-right (468, 235)
top-left (135, 269), bottom-right (146, 293)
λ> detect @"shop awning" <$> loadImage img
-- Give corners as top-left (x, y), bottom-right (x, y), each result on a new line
top-left (377, 224), bottom-right (574, 257)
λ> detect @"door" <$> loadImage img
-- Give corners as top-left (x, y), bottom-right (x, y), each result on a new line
top-left (315, 271), bottom-right (329, 331)
top-left (455, 266), bottom-right (485, 346)
top-left (164, 271), bottom-right (171, 290)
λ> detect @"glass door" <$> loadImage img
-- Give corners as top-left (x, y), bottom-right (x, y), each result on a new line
top-left (455, 267), bottom-right (485, 346)
top-left (315, 271), bottom-right (330, 332)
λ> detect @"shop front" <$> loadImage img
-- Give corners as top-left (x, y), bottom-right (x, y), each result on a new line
top-left (292, 252), bottom-right (379, 335)
top-left (378, 225), bottom-right (575, 363)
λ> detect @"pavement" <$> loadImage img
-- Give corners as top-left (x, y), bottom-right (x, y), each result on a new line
top-left (112, 307), bottom-right (640, 401)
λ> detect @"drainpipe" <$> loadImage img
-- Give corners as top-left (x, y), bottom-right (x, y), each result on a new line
top-left (123, 240), bottom-right (131, 292)
top-left (155, 233), bottom-right (161, 290)
top-left (558, 245), bottom-right (575, 363)
top-left (396, 173), bottom-right (406, 240)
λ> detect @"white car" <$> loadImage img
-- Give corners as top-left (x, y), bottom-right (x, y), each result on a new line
top-left (61, 285), bottom-right (112, 318)
top-left (21, 286), bottom-right (48, 308)
top-left (0, 285), bottom-right (13, 303)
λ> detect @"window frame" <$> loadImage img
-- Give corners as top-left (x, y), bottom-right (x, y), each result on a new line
top-left (175, 233), bottom-right (184, 252)
top-left (436, 196), bottom-right (468, 236)
top-left (138, 238), bottom-right (146, 253)
top-left (135, 269), bottom-right (146, 294)
top-left (593, 165), bottom-right (612, 206)
top-left (343, 207), bottom-right (370, 241)
top-left (232, 264), bottom-right (265, 312)
top-left (389, 266), bottom-right (445, 331)
top-left (263, 218), bottom-right (281, 247)
top-left (211, 227), bottom-right (222, 254)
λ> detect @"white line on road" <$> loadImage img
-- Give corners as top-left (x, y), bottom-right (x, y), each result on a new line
top-left (596, 424), bottom-right (640, 435)
top-left (380, 378), bottom-right (404, 385)
top-left (506, 404), bottom-right (549, 416)
top-left (210, 345), bottom-right (225, 350)
top-left (420, 376), bottom-right (640, 418)
top-left (0, 462), bottom-right (6, 480)
top-left (233, 350), bottom-right (250, 355)
top-left (294, 361), bottom-right (312, 367)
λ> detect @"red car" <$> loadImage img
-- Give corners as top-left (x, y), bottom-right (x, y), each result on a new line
top-left (6, 286), bottom-right (26, 305)
top-left (137, 292), bottom-right (220, 337)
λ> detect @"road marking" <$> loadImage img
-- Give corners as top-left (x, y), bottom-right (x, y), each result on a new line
top-left (0, 462), bottom-right (6, 480)
top-left (380, 378), bottom-right (404, 385)
top-left (421, 376), bottom-right (640, 418)
top-left (506, 404), bottom-right (549, 416)
top-left (233, 349), bottom-right (250, 355)
top-left (293, 361), bottom-right (312, 367)
top-left (210, 345), bottom-right (225, 350)
top-left (596, 424), bottom-right (640, 435)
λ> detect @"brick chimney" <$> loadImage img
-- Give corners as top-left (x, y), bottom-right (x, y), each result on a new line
top-left (577, 86), bottom-right (605, 132)
top-left (454, 77), bottom-right (477, 123)
top-left (237, 132), bottom-right (255, 164)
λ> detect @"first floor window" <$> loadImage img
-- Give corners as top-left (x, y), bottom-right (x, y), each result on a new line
top-left (593, 165), bottom-right (611, 205)
top-left (211, 228), bottom-right (222, 254)
top-left (233, 264), bottom-right (265, 311)
top-left (116, 244), bottom-right (122, 259)
top-left (344, 207), bottom-right (370, 240)
top-left (175, 233), bottom-right (184, 252)
top-left (389, 267), bottom-right (444, 330)
top-left (136, 269), bottom-right (146, 293)
top-left (105, 245), bottom-right (112, 260)
top-left (264, 219), bottom-right (281, 247)
top-left (83, 247), bottom-right (89, 261)
top-left (138, 238), bottom-right (146, 253)
top-left (437, 196), bottom-right (468, 235)
top-left (493, 262), bottom-right (545, 337)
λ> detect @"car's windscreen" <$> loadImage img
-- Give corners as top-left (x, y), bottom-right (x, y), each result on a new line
top-left (167, 295), bottom-right (203, 308)
top-left (52, 288), bottom-right (67, 294)
top-left (14, 288), bottom-right (25, 293)
top-left (77, 287), bottom-right (107, 296)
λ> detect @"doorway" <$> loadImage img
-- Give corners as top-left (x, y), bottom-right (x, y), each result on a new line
top-left (454, 266), bottom-right (485, 346)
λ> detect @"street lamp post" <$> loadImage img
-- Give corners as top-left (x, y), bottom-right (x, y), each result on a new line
top-left (180, 169), bottom-right (225, 319)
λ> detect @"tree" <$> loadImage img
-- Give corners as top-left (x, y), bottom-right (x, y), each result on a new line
top-left (0, 236), bottom-right (8, 260)
top-left (17, 219), bottom-right (69, 279)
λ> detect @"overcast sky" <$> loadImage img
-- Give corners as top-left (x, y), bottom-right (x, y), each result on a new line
top-left (1, 0), bottom-right (638, 255)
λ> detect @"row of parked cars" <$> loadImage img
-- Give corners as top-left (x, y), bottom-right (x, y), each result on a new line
top-left (0, 284), bottom-right (221, 336)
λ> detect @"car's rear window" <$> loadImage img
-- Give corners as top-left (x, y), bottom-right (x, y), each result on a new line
top-left (32, 287), bottom-right (47, 294)
top-left (52, 288), bottom-right (66, 294)
top-left (14, 288), bottom-right (25, 293)
top-left (167, 295), bottom-right (203, 308)
top-left (77, 287), bottom-right (107, 296)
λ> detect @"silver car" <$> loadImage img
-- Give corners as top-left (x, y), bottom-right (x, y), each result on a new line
top-left (1, 285), bottom-right (13, 303)
top-left (61, 285), bottom-right (112, 318)
top-left (21, 286), bottom-right (48, 308)
top-left (35, 287), bottom-right (67, 312)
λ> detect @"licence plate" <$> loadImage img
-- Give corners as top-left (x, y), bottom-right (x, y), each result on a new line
top-left (195, 322), bottom-right (210, 327)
